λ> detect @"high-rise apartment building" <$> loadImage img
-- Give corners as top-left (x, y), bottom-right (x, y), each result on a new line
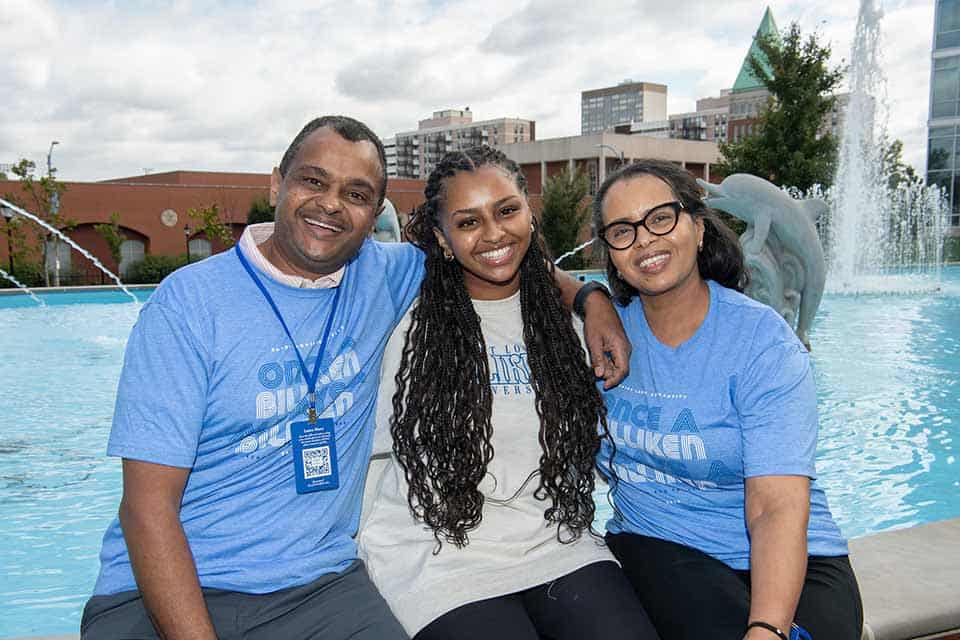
top-left (928, 0), bottom-right (960, 230)
top-left (387, 109), bottom-right (535, 180)
top-left (580, 81), bottom-right (667, 134)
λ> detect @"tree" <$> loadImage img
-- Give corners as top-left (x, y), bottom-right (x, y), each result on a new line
top-left (715, 23), bottom-right (845, 191)
top-left (10, 158), bottom-right (73, 286)
top-left (188, 203), bottom-right (236, 250)
top-left (880, 139), bottom-right (922, 190)
top-left (94, 212), bottom-right (126, 267)
top-left (247, 194), bottom-right (275, 224)
top-left (540, 167), bottom-right (590, 269)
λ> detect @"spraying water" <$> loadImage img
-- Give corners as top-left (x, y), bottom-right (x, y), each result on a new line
top-left (823, 0), bottom-right (947, 293)
top-left (553, 238), bottom-right (595, 266)
top-left (0, 267), bottom-right (45, 306)
top-left (0, 197), bottom-right (139, 303)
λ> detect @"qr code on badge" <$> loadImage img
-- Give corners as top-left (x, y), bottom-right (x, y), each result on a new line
top-left (303, 446), bottom-right (332, 479)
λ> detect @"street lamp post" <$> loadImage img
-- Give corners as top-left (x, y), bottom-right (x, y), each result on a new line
top-left (596, 143), bottom-right (625, 166)
top-left (595, 143), bottom-right (625, 193)
top-left (184, 224), bottom-right (192, 263)
top-left (47, 140), bottom-right (61, 286)
top-left (47, 141), bottom-right (59, 178)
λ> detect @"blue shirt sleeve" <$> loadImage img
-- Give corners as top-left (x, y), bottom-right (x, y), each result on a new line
top-left (378, 241), bottom-right (426, 321)
top-left (107, 299), bottom-right (210, 469)
top-left (737, 315), bottom-right (819, 479)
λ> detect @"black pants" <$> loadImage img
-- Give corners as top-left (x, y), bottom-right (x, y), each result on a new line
top-left (414, 561), bottom-right (660, 640)
top-left (607, 533), bottom-right (863, 640)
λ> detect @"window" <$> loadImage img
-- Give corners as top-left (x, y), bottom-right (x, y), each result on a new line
top-left (45, 239), bottom-right (71, 274)
top-left (938, 0), bottom-right (960, 49)
top-left (119, 239), bottom-right (145, 277)
top-left (189, 238), bottom-right (212, 259)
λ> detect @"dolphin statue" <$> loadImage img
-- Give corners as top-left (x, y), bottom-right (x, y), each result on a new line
top-left (698, 174), bottom-right (827, 350)
top-left (374, 198), bottom-right (402, 243)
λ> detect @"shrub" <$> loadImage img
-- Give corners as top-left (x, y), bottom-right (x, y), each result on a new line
top-left (945, 236), bottom-right (960, 263)
top-left (125, 254), bottom-right (189, 284)
top-left (2, 260), bottom-right (45, 288)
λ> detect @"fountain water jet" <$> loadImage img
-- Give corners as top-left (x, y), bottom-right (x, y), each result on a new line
top-left (0, 267), bottom-right (45, 306)
top-left (0, 197), bottom-right (139, 303)
top-left (822, 0), bottom-right (947, 293)
top-left (553, 238), bottom-right (595, 266)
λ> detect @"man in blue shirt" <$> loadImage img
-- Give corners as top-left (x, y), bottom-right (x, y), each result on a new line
top-left (82, 116), bottom-right (629, 639)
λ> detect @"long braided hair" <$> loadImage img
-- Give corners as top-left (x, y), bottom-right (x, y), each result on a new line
top-left (392, 145), bottom-right (611, 550)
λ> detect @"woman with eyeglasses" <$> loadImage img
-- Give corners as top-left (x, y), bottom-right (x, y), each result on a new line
top-left (591, 159), bottom-right (862, 640)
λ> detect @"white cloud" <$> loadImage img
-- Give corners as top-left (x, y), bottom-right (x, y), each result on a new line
top-left (0, 0), bottom-right (933, 180)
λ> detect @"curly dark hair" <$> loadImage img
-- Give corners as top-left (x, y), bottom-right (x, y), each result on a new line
top-left (592, 159), bottom-right (748, 305)
top-left (391, 145), bottom-right (612, 550)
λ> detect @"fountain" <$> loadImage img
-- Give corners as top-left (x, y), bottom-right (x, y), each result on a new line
top-left (0, 267), bottom-right (45, 306)
top-left (0, 196), bottom-right (140, 303)
top-left (553, 238), bottom-right (595, 266)
top-left (822, 0), bottom-right (947, 293)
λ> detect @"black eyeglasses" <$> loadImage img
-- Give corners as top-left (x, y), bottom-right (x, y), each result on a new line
top-left (598, 201), bottom-right (684, 250)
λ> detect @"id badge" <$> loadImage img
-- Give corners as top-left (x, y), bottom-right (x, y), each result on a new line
top-left (290, 419), bottom-right (340, 493)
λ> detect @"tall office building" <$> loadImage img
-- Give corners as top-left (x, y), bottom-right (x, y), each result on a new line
top-left (928, 0), bottom-right (960, 231)
top-left (580, 81), bottom-right (667, 135)
top-left (388, 109), bottom-right (535, 180)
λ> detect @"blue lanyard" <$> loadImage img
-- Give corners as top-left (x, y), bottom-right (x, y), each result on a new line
top-left (236, 246), bottom-right (343, 423)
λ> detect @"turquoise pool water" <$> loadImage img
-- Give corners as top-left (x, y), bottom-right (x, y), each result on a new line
top-left (1, 272), bottom-right (958, 638)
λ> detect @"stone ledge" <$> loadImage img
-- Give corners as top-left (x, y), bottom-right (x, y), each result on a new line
top-left (853, 518), bottom-right (960, 640)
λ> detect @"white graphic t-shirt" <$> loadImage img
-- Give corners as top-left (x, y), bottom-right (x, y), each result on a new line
top-left (358, 291), bottom-right (615, 635)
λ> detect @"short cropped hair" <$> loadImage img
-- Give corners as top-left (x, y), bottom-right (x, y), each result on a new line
top-left (279, 115), bottom-right (388, 206)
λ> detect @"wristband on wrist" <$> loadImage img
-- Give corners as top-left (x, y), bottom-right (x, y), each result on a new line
top-left (572, 281), bottom-right (610, 318)
top-left (746, 621), bottom-right (789, 640)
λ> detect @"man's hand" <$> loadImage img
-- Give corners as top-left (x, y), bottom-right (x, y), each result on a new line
top-left (582, 289), bottom-right (631, 389)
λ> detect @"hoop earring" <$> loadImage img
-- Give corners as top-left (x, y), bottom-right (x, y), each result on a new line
top-left (443, 250), bottom-right (454, 262)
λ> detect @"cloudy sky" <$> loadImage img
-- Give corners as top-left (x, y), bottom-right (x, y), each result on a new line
top-left (0, 0), bottom-right (933, 182)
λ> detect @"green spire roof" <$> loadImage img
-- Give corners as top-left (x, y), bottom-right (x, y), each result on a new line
top-left (732, 7), bottom-right (779, 93)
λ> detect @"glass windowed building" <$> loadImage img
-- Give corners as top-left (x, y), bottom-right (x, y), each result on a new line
top-left (929, 0), bottom-right (960, 229)
top-left (581, 81), bottom-right (667, 135)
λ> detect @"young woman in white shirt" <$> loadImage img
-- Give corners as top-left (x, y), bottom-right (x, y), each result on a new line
top-left (359, 146), bottom-right (659, 640)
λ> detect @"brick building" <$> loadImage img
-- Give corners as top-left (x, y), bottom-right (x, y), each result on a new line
top-left (0, 171), bottom-right (426, 285)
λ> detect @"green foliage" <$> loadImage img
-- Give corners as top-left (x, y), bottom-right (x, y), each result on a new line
top-left (945, 236), bottom-right (960, 263)
top-left (94, 212), bottom-right (126, 266)
top-left (0, 207), bottom-right (38, 272)
top-left (247, 194), bottom-right (275, 225)
top-left (10, 158), bottom-right (74, 286)
top-left (188, 203), bottom-right (235, 249)
top-left (2, 260), bottom-right (45, 288)
top-left (714, 210), bottom-right (747, 237)
top-left (125, 254), bottom-right (189, 284)
top-left (540, 167), bottom-right (590, 269)
top-left (715, 23), bottom-right (845, 191)
top-left (881, 139), bottom-right (922, 190)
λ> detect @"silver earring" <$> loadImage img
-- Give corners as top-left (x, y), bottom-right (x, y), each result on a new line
top-left (443, 250), bottom-right (454, 262)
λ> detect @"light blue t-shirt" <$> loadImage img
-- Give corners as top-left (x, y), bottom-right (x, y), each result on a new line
top-left (601, 280), bottom-right (847, 570)
top-left (94, 239), bottom-right (424, 595)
